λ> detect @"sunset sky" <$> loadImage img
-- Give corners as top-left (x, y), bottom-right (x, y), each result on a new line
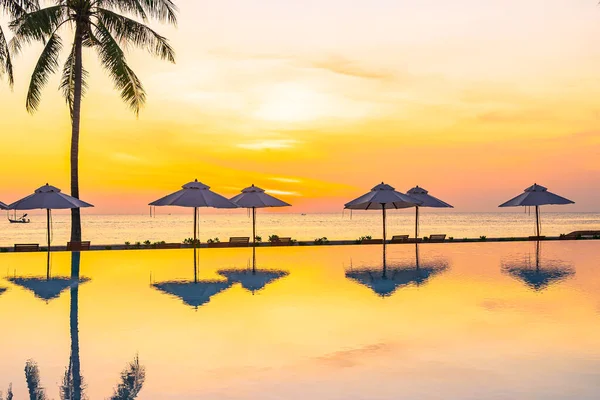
top-left (1, 0), bottom-right (599, 213)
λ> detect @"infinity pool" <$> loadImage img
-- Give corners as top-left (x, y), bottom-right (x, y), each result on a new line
top-left (1, 241), bottom-right (599, 399)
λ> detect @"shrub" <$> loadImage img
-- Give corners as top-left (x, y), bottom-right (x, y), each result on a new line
top-left (206, 237), bottom-right (220, 244)
top-left (480, 236), bottom-right (487, 241)
top-left (268, 235), bottom-right (280, 243)
top-left (124, 241), bottom-right (131, 247)
top-left (0, 247), bottom-right (8, 253)
top-left (183, 238), bottom-right (201, 245)
top-left (355, 235), bottom-right (372, 244)
top-left (144, 240), bottom-right (151, 247)
top-left (314, 237), bottom-right (329, 245)
top-left (448, 237), bottom-right (454, 241)
top-left (423, 236), bottom-right (429, 242)
top-left (255, 236), bottom-right (262, 243)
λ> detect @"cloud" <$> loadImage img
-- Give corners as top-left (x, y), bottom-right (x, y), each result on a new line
top-left (237, 139), bottom-right (298, 150)
top-left (307, 55), bottom-right (394, 81)
top-left (265, 189), bottom-right (301, 196)
top-left (269, 177), bottom-right (302, 183)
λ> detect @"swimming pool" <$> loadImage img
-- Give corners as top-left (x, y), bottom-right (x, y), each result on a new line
top-left (1, 241), bottom-right (599, 399)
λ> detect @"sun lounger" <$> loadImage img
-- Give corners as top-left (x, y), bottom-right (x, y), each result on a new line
top-left (361, 238), bottom-right (384, 245)
top-left (428, 234), bottom-right (446, 243)
top-left (14, 244), bottom-right (40, 252)
top-left (67, 241), bottom-right (91, 251)
top-left (271, 237), bottom-right (292, 246)
top-left (391, 235), bottom-right (409, 243)
top-left (229, 237), bottom-right (250, 247)
top-left (156, 243), bottom-right (182, 249)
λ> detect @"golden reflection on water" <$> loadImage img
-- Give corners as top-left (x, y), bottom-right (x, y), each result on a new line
top-left (1, 241), bottom-right (600, 399)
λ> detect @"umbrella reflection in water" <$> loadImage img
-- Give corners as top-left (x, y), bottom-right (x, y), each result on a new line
top-left (7, 253), bottom-right (89, 302)
top-left (502, 241), bottom-right (574, 291)
top-left (346, 244), bottom-right (449, 297)
top-left (152, 248), bottom-right (232, 309)
top-left (218, 247), bottom-right (289, 294)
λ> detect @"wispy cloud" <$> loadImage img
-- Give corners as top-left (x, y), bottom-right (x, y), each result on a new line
top-left (269, 177), bottom-right (302, 183)
top-left (237, 139), bottom-right (298, 150)
top-left (266, 189), bottom-right (301, 196)
top-left (307, 55), bottom-right (394, 81)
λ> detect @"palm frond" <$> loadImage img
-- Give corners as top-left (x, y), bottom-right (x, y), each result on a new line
top-left (94, 22), bottom-right (146, 114)
top-left (24, 360), bottom-right (48, 400)
top-left (139, 0), bottom-right (177, 25)
top-left (97, 8), bottom-right (175, 62)
top-left (26, 32), bottom-right (62, 113)
top-left (0, 0), bottom-right (39, 18)
top-left (109, 355), bottom-right (146, 400)
top-left (0, 25), bottom-right (14, 87)
top-left (9, 5), bottom-right (67, 54)
top-left (60, 41), bottom-right (89, 118)
top-left (95, 0), bottom-right (148, 21)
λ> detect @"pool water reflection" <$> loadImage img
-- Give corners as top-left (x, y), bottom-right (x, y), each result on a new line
top-left (1, 241), bottom-right (600, 399)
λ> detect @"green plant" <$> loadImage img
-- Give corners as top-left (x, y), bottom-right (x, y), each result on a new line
top-left (134, 241), bottom-right (141, 249)
top-left (576, 234), bottom-right (582, 240)
top-left (268, 235), bottom-right (280, 243)
top-left (0, 247), bottom-right (8, 253)
top-left (206, 237), bottom-right (220, 244)
top-left (104, 246), bottom-right (112, 250)
top-left (144, 240), bottom-right (151, 247)
top-left (480, 236), bottom-right (487, 241)
top-left (448, 237), bottom-right (454, 241)
top-left (593, 235), bottom-right (600, 239)
top-left (423, 236), bottom-right (429, 241)
top-left (255, 236), bottom-right (262, 243)
top-left (314, 237), bottom-right (329, 245)
top-left (183, 238), bottom-right (201, 245)
top-left (355, 235), bottom-right (372, 244)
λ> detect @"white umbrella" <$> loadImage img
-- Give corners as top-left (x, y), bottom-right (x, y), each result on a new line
top-left (149, 179), bottom-right (238, 279)
top-left (345, 183), bottom-right (420, 250)
top-left (8, 184), bottom-right (93, 251)
top-left (499, 183), bottom-right (574, 237)
top-left (406, 186), bottom-right (453, 239)
top-left (230, 184), bottom-right (291, 247)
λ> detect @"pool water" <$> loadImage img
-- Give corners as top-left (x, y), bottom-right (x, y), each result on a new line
top-left (1, 241), bottom-right (599, 399)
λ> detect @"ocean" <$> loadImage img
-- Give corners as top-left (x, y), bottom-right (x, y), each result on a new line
top-left (1, 211), bottom-right (599, 247)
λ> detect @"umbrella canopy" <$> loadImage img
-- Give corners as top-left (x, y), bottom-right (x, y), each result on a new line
top-left (0, 287), bottom-right (6, 296)
top-left (152, 280), bottom-right (232, 309)
top-left (346, 265), bottom-right (448, 297)
top-left (8, 184), bottom-right (93, 251)
top-left (218, 269), bottom-right (289, 293)
top-left (230, 184), bottom-right (290, 208)
top-left (8, 184), bottom-right (93, 210)
top-left (499, 184), bottom-right (574, 237)
top-left (406, 186), bottom-right (453, 238)
top-left (501, 242), bottom-right (574, 291)
top-left (345, 183), bottom-right (420, 210)
top-left (0, 201), bottom-right (7, 210)
top-left (150, 179), bottom-right (237, 208)
top-left (345, 183), bottom-right (420, 253)
top-left (8, 276), bottom-right (89, 302)
top-left (230, 184), bottom-right (291, 246)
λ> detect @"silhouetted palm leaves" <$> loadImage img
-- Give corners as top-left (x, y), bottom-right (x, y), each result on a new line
top-left (109, 355), bottom-right (146, 400)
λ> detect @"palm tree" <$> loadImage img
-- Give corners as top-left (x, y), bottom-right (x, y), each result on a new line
top-left (1, 0), bottom-right (38, 86)
top-left (10, 0), bottom-right (177, 241)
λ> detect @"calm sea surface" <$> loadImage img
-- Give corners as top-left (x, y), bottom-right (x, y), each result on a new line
top-left (0, 241), bottom-right (599, 399)
top-left (1, 211), bottom-right (600, 247)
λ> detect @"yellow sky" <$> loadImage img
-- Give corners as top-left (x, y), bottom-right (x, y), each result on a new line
top-left (1, 0), bottom-right (599, 213)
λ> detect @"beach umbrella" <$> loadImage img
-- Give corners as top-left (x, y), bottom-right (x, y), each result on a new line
top-left (0, 201), bottom-right (7, 210)
top-left (345, 246), bottom-right (449, 297)
top-left (499, 183), bottom-right (574, 237)
top-left (230, 184), bottom-right (291, 246)
top-left (149, 179), bottom-right (238, 280)
top-left (406, 186), bottom-right (453, 238)
top-left (153, 280), bottom-right (232, 309)
top-left (345, 183), bottom-right (420, 255)
top-left (0, 287), bottom-right (6, 296)
top-left (8, 184), bottom-right (93, 252)
top-left (501, 241), bottom-right (574, 291)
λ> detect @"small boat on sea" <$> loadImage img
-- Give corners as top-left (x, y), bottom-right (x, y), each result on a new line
top-left (8, 213), bottom-right (30, 224)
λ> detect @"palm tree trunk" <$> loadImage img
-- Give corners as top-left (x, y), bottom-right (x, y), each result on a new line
top-left (70, 251), bottom-right (82, 400)
top-left (70, 25), bottom-right (84, 242)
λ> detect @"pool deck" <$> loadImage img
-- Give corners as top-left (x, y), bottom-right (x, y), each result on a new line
top-left (1, 235), bottom-right (599, 252)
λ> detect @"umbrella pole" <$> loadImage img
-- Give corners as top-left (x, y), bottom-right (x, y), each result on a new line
top-left (415, 243), bottom-right (420, 270)
top-left (382, 205), bottom-right (387, 268)
top-left (535, 205), bottom-right (540, 237)
top-left (46, 208), bottom-right (51, 279)
top-left (252, 207), bottom-right (256, 247)
top-left (252, 246), bottom-right (256, 274)
top-left (193, 207), bottom-right (198, 283)
top-left (415, 206), bottom-right (419, 239)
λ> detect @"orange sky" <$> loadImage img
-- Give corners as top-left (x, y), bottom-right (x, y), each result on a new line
top-left (1, 0), bottom-right (599, 213)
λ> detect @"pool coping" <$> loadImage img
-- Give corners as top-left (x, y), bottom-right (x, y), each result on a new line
top-left (0, 236), bottom-right (599, 253)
